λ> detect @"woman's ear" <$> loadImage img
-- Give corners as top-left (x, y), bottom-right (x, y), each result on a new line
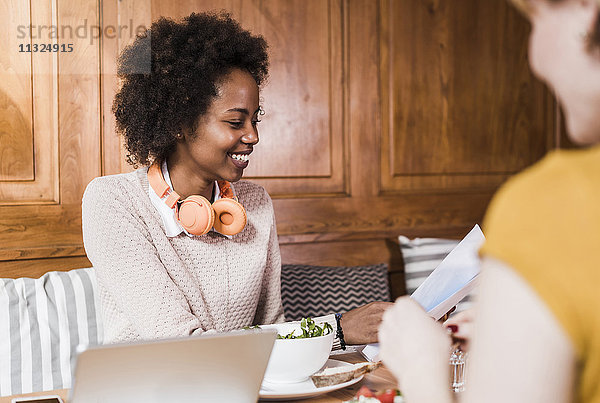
top-left (178, 126), bottom-right (194, 141)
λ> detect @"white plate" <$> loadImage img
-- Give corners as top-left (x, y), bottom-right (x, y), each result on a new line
top-left (259, 359), bottom-right (363, 401)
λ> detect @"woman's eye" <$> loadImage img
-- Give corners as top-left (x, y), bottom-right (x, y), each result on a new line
top-left (227, 121), bottom-right (244, 129)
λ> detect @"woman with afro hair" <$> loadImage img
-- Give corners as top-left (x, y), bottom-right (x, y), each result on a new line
top-left (82, 12), bottom-right (391, 345)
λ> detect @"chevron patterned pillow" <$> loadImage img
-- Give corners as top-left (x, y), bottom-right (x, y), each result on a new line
top-left (280, 263), bottom-right (391, 321)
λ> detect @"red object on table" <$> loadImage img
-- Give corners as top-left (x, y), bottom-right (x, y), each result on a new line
top-left (375, 389), bottom-right (397, 403)
top-left (356, 385), bottom-right (375, 398)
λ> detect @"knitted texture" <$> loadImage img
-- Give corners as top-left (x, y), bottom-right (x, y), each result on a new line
top-left (82, 167), bottom-right (284, 344)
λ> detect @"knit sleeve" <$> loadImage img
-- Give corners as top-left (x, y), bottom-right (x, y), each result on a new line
top-left (82, 177), bottom-right (203, 340)
top-left (253, 190), bottom-right (285, 325)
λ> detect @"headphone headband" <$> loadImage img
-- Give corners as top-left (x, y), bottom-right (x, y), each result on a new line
top-left (148, 162), bottom-right (181, 208)
top-left (147, 160), bottom-right (246, 236)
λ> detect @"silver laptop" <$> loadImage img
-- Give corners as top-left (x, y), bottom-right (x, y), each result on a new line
top-left (69, 330), bottom-right (277, 403)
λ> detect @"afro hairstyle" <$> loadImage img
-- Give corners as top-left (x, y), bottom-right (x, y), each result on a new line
top-left (112, 11), bottom-right (269, 166)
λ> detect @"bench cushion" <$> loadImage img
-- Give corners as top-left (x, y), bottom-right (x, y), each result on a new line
top-left (0, 268), bottom-right (102, 396)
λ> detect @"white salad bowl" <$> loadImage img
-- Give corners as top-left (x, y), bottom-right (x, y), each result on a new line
top-left (260, 322), bottom-right (334, 384)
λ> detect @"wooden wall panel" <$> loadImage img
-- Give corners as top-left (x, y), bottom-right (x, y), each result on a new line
top-left (380, 0), bottom-right (555, 193)
top-left (0, 0), bottom-right (101, 273)
top-left (0, 81), bottom-right (33, 181)
top-left (273, 193), bottom-right (492, 237)
top-left (0, 0), bottom-right (33, 181)
top-left (58, 0), bottom-right (103, 204)
top-left (242, 1), bottom-right (339, 178)
top-left (348, 0), bottom-right (379, 198)
top-left (0, 256), bottom-right (91, 279)
top-left (0, 0), bottom-right (59, 204)
top-left (1, 0), bottom-right (558, 289)
top-left (100, 0), bottom-right (122, 176)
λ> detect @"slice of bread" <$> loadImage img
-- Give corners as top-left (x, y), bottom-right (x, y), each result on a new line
top-left (310, 361), bottom-right (382, 388)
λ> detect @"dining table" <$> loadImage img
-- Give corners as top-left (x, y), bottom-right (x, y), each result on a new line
top-left (0, 351), bottom-right (399, 403)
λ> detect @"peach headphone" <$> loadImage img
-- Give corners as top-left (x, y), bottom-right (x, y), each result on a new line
top-left (147, 161), bottom-right (247, 236)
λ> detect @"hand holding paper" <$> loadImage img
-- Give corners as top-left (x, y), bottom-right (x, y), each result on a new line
top-left (360, 225), bottom-right (484, 362)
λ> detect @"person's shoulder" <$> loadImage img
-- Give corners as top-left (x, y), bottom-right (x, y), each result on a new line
top-left (489, 148), bottom-right (596, 217)
top-left (554, 144), bottom-right (600, 185)
top-left (83, 169), bottom-right (147, 205)
top-left (483, 148), bottom-right (598, 244)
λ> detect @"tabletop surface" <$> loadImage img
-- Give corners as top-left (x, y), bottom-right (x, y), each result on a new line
top-left (0, 352), bottom-right (398, 403)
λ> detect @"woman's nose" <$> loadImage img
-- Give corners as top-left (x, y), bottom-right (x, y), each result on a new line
top-left (241, 126), bottom-right (259, 145)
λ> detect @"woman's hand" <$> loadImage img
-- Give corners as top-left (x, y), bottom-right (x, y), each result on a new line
top-left (444, 308), bottom-right (474, 351)
top-left (340, 301), bottom-right (394, 344)
top-left (379, 297), bottom-right (453, 403)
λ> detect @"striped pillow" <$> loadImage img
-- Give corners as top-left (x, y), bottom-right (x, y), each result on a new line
top-left (400, 236), bottom-right (460, 295)
top-left (0, 268), bottom-right (102, 397)
top-left (399, 236), bottom-right (475, 314)
top-left (281, 263), bottom-right (391, 321)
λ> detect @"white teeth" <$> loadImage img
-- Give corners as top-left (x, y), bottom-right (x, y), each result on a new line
top-left (230, 153), bottom-right (249, 162)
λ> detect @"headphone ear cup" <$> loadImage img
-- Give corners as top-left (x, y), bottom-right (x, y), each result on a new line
top-left (212, 198), bottom-right (247, 236)
top-left (177, 195), bottom-right (215, 236)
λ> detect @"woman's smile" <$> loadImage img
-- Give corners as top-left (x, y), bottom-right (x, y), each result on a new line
top-left (227, 149), bottom-right (253, 169)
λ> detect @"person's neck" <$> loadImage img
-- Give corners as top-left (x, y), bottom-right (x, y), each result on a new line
top-left (166, 155), bottom-right (214, 201)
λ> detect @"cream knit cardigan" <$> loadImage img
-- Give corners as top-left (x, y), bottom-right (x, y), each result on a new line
top-left (82, 167), bottom-right (285, 343)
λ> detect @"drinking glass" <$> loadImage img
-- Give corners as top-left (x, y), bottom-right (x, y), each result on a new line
top-left (449, 348), bottom-right (467, 393)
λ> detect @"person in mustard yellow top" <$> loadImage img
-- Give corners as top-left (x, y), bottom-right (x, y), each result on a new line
top-left (378, 0), bottom-right (600, 402)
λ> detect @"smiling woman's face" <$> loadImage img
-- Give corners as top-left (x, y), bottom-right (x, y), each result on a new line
top-left (171, 68), bottom-right (261, 190)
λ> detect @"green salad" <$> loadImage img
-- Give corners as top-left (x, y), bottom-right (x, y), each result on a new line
top-left (243, 317), bottom-right (333, 339)
top-left (277, 317), bottom-right (333, 339)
